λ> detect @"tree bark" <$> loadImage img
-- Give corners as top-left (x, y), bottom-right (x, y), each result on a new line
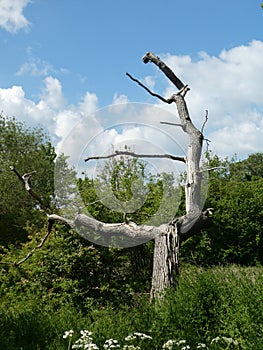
top-left (139, 53), bottom-right (208, 298)
top-left (151, 221), bottom-right (180, 298)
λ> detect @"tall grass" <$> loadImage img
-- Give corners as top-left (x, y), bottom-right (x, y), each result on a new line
top-left (0, 265), bottom-right (262, 349)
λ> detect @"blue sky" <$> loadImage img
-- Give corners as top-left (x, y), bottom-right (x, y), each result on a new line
top-left (0, 0), bottom-right (263, 165)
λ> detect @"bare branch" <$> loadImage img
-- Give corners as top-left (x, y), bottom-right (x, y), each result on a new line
top-left (180, 208), bottom-right (214, 242)
top-left (126, 72), bottom-right (172, 104)
top-left (160, 121), bottom-right (183, 128)
top-left (200, 166), bottom-right (226, 172)
top-left (14, 223), bottom-right (53, 266)
top-left (10, 166), bottom-right (50, 214)
top-left (85, 150), bottom-right (185, 163)
top-left (74, 213), bottom-right (165, 244)
top-left (142, 52), bottom-right (186, 90)
top-left (204, 138), bottom-right (211, 153)
top-left (201, 110), bottom-right (209, 134)
top-left (126, 73), bottom-right (190, 107)
top-left (11, 215), bottom-right (72, 266)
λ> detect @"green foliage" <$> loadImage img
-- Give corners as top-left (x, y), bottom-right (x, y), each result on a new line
top-left (0, 113), bottom-right (56, 246)
top-left (181, 152), bottom-right (263, 266)
top-left (0, 266), bottom-right (262, 349)
top-left (0, 226), bottom-right (153, 309)
top-left (1, 115), bottom-right (263, 349)
top-left (78, 153), bottom-right (181, 226)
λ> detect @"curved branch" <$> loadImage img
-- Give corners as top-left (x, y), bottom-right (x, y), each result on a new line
top-left (10, 166), bottom-right (50, 214)
top-left (142, 52), bottom-right (186, 90)
top-left (14, 222), bottom-right (54, 266)
top-left (85, 150), bottom-right (185, 163)
top-left (72, 213), bottom-right (165, 244)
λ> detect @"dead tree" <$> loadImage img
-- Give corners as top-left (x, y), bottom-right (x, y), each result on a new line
top-left (10, 52), bottom-right (213, 298)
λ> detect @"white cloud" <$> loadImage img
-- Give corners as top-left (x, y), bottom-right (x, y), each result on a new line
top-left (0, 40), bottom-right (262, 167)
top-left (156, 40), bottom-right (263, 158)
top-left (16, 58), bottom-right (54, 77)
top-left (143, 76), bottom-right (156, 90)
top-left (39, 76), bottom-right (66, 110)
top-left (16, 50), bottom-right (69, 77)
top-left (108, 93), bottom-right (129, 114)
top-left (0, 76), bottom-right (101, 155)
top-left (0, 0), bottom-right (31, 33)
top-left (0, 85), bottom-right (43, 122)
top-left (78, 91), bottom-right (99, 117)
top-left (112, 93), bottom-right (129, 105)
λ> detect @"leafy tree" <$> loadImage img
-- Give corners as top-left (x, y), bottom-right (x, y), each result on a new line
top-left (181, 152), bottom-right (263, 266)
top-left (78, 153), bottom-right (181, 227)
top-left (0, 114), bottom-right (56, 246)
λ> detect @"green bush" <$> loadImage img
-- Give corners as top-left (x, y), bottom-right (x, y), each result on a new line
top-left (0, 265), bottom-right (262, 349)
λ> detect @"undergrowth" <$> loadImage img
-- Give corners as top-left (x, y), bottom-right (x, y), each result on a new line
top-left (0, 265), bottom-right (262, 349)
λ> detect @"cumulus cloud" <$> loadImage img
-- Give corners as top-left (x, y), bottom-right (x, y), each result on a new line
top-left (0, 41), bottom-right (262, 165)
top-left (0, 76), bottom-right (100, 151)
top-left (155, 40), bottom-right (263, 158)
top-left (39, 77), bottom-right (66, 110)
top-left (0, 0), bottom-right (31, 33)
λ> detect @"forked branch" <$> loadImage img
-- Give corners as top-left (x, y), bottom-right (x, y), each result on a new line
top-left (10, 166), bottom-right (50, 214)
top-left (126, 72), bottom-right (190, 104)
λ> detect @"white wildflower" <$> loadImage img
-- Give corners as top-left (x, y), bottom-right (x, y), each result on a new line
top-left (63, 330), bottom-right (74, 339)
top-left (133, 332), bottom-right (152, 340)
top-left (80, 330), bottom-right (93, 337)
top-left (211, 336), bottom-right (220, 344)
top-left (103, 338), bottom-right (120, 349)
top-left (72, 330), bottom-right (98, 350)
top-left (162, 339), bottom-right (175, 349)
top-left (181, 346), bottom-right (190, 350)
top-left (125, 335), bottom-right (137, 341)
top-left (84, 344), bottom-right (99, 350)
top-left (197, 343), bottom-right (207, 348)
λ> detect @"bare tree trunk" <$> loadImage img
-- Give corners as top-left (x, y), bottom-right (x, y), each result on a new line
top-left (139, 53), bottom-right (206, 298)
top-left (151, 221), bottom-right (180, 298)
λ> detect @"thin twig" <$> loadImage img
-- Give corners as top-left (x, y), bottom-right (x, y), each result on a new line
top-left (204, 138), bottom-right (211, 153)
top-left (14, 222), bottom-right (54, 266)
top-left (201, 110), bottom-right (209, 134)
top-left (200, 166), bottom-right (226, 172)
top-left (126, 72), bottom-right (173, 104)
top-left (160, 121), bottom-right (183, 128)
top-left (13, 215), bottom-right (72, 266)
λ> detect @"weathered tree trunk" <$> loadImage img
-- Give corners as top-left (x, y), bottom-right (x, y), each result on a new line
top-left (142, 53), bottom-right (205, 298)
top-left (151, 221), bottom-right (180, 298)
top-left (10, 51), bottom-right (213, 299)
